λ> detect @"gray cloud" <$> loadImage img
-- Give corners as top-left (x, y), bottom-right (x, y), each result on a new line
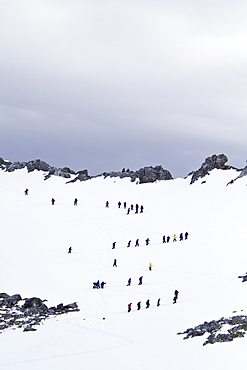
top-left (1, 0), bottom-right (247, 176)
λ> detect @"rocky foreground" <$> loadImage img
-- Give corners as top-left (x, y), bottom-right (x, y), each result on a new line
top-left (177, 313), bottom-right (247, 345)
top-left (0, 293), bottom-right (79, 333)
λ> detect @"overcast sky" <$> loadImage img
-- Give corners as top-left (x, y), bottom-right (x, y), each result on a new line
top-left (1, 0), bottom-right (247, 177)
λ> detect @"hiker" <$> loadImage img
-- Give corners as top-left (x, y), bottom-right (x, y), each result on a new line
top-left (128, 303), bottom-right (132, 312)
top-left (74, 198), bottom-right (78, 206)
top-left (140, 205), bottom-right (144, 213)
top-left (118, 201), bottom-right (121, 208)
top-left (93, 280), bottom-right (100, 289)
top-left (167, 236), bottom-right (170, 243)
top-left (163, 235), bottom-right (166, 243)
top-left (105, 201), bottom-right (109, 208)
top-left (146, 299), bottom-right (150, 309)
top-left (149, 262), bottom-right (153, 271)
top-left (145, 238), bottom-right (150, 246)
top-left (185, 232), bottom-right (189, 240)
top-left (124, 202), bottom-right (127, 209)
top-left (137, 301), bottom-right (141, 310)
top-left (127, 240), bottom-right (131, 248)
top-left (179, 233), bottom-right (183, 241)
top-left (131, 204), bottom-right (134, 211)
top-left (127, 208), bottom-right (130, 215)
top-left (24, 189), bottom-right (29, 195)
top-left (113, 259), bottom-right (117, 267)
top-left (173, 234), bottom-right (177, 242)
top-left (68, 246), bottom-right (72, 254)
top-left (101, 281), bottom-right (106, 289)
top-left (135, 204), bottom-right (139, 213)
top-left (112, 242), bottom-right (116, 249)
top-left (173, 290), bottom-right (179, 304)
top-left (51, 198), bottom-right (55, 205)
top-left (157, 298), bottom-right (161, 307)
top-left (127, 278), bottom-right (131, 286)
top-left (135, 239), bottom-right (139, 247)
top-left (138, 276), bottom-right (143, 285)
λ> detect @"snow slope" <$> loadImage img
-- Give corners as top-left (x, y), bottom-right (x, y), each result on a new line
top-left (0, 168), bottom-right (246, 369)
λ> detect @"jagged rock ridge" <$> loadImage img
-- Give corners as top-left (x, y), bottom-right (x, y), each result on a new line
top-left (0, 158), bottom-right (173, 184)
top-left (0, 154), bottom-right (245, 184)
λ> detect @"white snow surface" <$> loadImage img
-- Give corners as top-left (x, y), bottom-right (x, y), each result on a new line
top-left (0, 168), bottom-right (246, 369)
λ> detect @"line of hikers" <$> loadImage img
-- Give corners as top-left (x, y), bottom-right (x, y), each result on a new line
top-left (128, 290), bottom-right (179, 312)
top-left (163, 232), bottom-right (189, 242)
top-left (112, 238), bottom-right (150, 249)
top-left (128, 298), bottom-right (159, 312)
top-left (112, 233), bottom-right (189, 249)
top-left (105, 201), bottom-right (144, 214)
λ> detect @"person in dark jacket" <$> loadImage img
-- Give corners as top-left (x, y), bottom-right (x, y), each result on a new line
top-left (128, 303), bottom-right (132, 312)
top-left (74, 198), bottom-right (78, 206)
top-left (101, 281), bottom-right (106, 289)
top-left (127, 278), bottom-right (131, 286)
top-left (112, 242), bottom-right (116, 249)
top-left (173, 290), bottom-right (179, 304)
top-left (127, 208), bottom-right (130, 215)
top-left (127, 240), bottom-right (131, 247)
top-left (124, 202), bottom-right (127, 209)
top-left (163, 235), bottom-right (166, 243)
top-left (179, 233), bottom-right (183, 241)
top-left (135, 204), bottom-right (139, 213)
top-left (138, 276), bottom-right (143, 285)
top-left (105, 201), bottom-right (109, 208)
top-left (24, 189), bottom-right (29, 195)
top-left (137, 301), bottom-right (141, 310)
top-left (118, 201), bottom-right (121, 208)
top-left (157, 298), bottom-right (161, 307)
top-left (140, 205), bottom-right (144, 213)
top-left (185, 232), bottom-right (189, 240)
top-left (145, 238), bottom-right (150, 245)
top-left (51, 198), bottom-right (55, 205)
top-left (113, 259), bottom-right (117, 267)
top-left (68, 246), bottom-right (72, 254)
top-left (167, 236), bottom-right (170, 243)
top-left (135, 239), bottom-right (139, 247)
top-left (146, 299), bottom-right (150, 309)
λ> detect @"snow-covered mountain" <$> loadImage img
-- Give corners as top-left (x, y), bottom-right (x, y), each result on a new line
top-left (0, 158), bottom-right (246, 369)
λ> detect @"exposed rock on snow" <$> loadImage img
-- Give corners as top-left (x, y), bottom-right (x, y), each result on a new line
top-left (189, 154), bottom-right (230, 184)
top-left (178, 314), bottom-right (247, 345)
top-left (0, 293), bottom-right (79, 334)
top-left (93, 165), bottom-right (173, 184)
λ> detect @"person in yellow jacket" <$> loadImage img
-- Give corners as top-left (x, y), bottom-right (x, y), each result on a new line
top-left (149, 262), bottom-right (153, 271)
top-left (173, 234), bottom-right (177, 242)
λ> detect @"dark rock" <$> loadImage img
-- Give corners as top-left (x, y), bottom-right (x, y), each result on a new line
top-left (0, 293), bottom-right (10, 299)
top-left (23, 326), bottom-right (37, 332)
top-left (132, 166), bottom-right (173, 184)
top-left (6, 162), bottom-right (26, 172)
top-left (66, 169), bottom-right (91, 183)
top-left (23, 297), bottom-right (46, 309)
top-left (190, 154), bottom-right (229, 184)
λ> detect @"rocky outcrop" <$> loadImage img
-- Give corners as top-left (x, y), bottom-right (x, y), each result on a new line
top-left (178, 313), bottom-right (247, 345)
top-left (96, 166), bottom-right (173, 184)
top-left (0, 158), bottom-right (76, 180)
top-left (190, 154), bottom-right (230, 184)
top-left (227, 166), bottom-right (247, 185)
top-left (131, 166), bottom-right (173, 183)
top-left (66, 169), bottom-right (91, 183)
top-left (0, 293), bottom-right (79, 334)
